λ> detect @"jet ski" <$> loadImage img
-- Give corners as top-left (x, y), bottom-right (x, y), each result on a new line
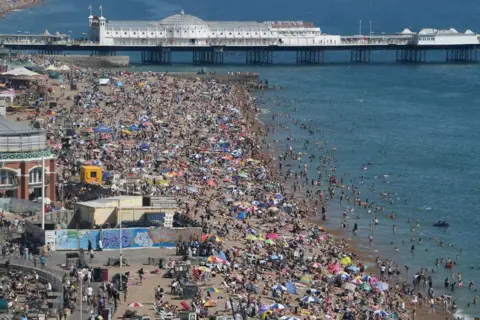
top-left (433, 220), bottom-right (449, 227)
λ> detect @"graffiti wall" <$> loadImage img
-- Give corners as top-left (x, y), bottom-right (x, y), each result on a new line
top-left (54, 227), bottom-right (202, 251)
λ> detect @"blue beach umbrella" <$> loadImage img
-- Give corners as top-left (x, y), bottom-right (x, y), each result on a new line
top-left (271, 284), bottom-right (287, 291)
top-left (301, 296), bottom-right (319, 303)
top-left (346, 265), bottom-right (360, 273)
top-left (236, 212), bottom-right (247, 220)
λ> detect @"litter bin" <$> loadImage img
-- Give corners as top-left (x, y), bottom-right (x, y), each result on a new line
top-left (93, 267), bottom-right (102, 282)
top-left (101, 308), bottom-right (110, 320)
top-left (101, 268), bottom-right (109, 282)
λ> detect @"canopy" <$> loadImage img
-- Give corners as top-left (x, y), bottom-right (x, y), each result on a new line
top-left (45, 65), bottom-right (58, 71)
top-left (1, 67), bottom-right (43, 78)
top-left (98, 78), bottom-right (110, 85)
top-left (58, 64), bottom-right (70, 71)
top-left (94, 125), bottom-right (113, 133)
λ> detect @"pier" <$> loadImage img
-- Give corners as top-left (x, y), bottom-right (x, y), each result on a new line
top-left (1, 11), bottom-right (480, 65)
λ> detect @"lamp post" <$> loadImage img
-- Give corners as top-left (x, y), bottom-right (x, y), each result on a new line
top-left (79, 269), bottom-right (84, 320)
top-left (41, 156), bottom-right (45, 230)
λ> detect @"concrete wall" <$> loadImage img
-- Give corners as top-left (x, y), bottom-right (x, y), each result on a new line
top-left (49, 55), bottom-right (129, 67)
top-left (75, 203), bottom-right (177, 226)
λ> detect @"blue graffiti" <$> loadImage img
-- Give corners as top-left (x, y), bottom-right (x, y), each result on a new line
top-left (102, 229), bottom-right (133, 249)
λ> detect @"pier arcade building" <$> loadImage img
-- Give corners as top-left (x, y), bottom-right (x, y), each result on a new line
top-left (89, 9), bottom-right (341, 47)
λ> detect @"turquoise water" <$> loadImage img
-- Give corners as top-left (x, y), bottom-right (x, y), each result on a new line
top-left (3, 0), bottom-right (480, 318)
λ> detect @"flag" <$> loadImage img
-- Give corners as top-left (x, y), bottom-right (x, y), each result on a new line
top-left (99, 5), bottom-right (102, 10)
top-left (88, 5), bottom-right (91, 9)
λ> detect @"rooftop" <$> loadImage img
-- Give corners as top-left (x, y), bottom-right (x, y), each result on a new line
top-left (0, 117), bottom-right (42, 137)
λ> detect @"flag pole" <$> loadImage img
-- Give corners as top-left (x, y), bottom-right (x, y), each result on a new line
top-left (100, 5), bottom-right (103, 17)
top-left (89, 5), bottom-right (92, 16)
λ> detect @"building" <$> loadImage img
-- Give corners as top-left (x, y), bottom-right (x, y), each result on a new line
top-left (74, 195), bottom-right (178, 228)
top-left (0, 117), bottom-right (55, 201)
top-left (416, 28), bottom-right (478, 45)
top-left (89, 9), bottom-right (341, 47)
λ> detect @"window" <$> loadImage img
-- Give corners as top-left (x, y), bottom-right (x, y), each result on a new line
top-left (91, 171), bottom-right (97, 178)
top-left (133, 32), bottom-right (136, 35)
top-left (124, 32), bottom-right (127, 35)
top-left (0, 170), bottom-right (17, 186)
top-left (29, 167), bottom-right (43, 184)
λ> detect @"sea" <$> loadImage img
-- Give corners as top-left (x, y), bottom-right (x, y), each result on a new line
top-left (2, 0), bottom-right (480, 318)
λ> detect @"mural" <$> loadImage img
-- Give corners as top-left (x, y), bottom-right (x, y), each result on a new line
top-left (55, 227), bottom-right (202, 250)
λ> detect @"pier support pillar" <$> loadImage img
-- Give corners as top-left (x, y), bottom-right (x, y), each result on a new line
top-left (91, 49), bottom-right (117, 56)
top-left (193, 48), bottom-right (224, 65)
top-left (141, 48), bottom-right (171, 65)
top-left (396, 48), bottom-right (427, 63)
top-left (296, 50), bottom-right (324, 64)
top-left (446, 47), bottom-right (477, 62)
top-left (246, 50), bottom-right (273, 65)
top-left (40, 49), bottom-right (63, 55)
top-left (351, 48), bottom-right (371, 63)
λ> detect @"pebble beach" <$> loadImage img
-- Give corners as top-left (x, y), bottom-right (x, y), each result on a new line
top-left (0, 54), bottom-right (464, 320)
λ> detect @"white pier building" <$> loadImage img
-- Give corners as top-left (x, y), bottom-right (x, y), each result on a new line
top-left (89, 9), bottom-right (341, 47)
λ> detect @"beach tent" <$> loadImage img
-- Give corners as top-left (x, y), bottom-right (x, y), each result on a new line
top-left (98, 78), bottom-right (110, 85)
top-left (58, 64), bottom-right (70, 71)
top-left (1, 67), bottom-right (43, 78)
top-left (94, 125), bottom-right (113, 133)
top-left (45, 65), bottom-right (58, 71)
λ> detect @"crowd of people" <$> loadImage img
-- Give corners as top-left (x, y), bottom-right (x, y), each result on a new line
top-left (0, 0), bottom-right (40, 18)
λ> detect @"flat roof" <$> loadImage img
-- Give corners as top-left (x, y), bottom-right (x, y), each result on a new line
top-left (0, 117), bottom-right (43, 137)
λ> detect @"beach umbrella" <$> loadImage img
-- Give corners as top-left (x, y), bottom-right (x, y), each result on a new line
top-left (359, 282), bottom-right (372, 291)
top-left (373, 310), bottom-right (389, 317)
top-left (128, 302), bottom-right (144, 308)
top-left (372, 282), bottom-right (389, 292)
top-left (346, 265), bottom-right (360, 273)
top-left (270, 303), bottom-right (286, 310)
top-left (310, 262), bottom-right (322, 269)
top-left (265, 239), bottom-right (275, 245)
top-left (301, 296), bottom-right (318, 303)
top-left (246, 228), bottom-right (257, 235)
top-left (246, 234), bottom-right (258, 241)
top-left (236, 212), bottom-right (247, 220)
top-left (196, 266), bottom-right (210, 272)
top-left (206, 287), bottom-right (220, 293)
top-left (203, 300), bottom-right (216, 307)
top-left (266, 233), bottom-right (279, 239)
top-left (274, 193), bottom-right (284, 200)
top-left (187, 186), bottom-right (198, 193)
top-left (340, 256), bottom-right (352, 265)
top-left (271, 284), bottom-right (287, 291)
top-left (350, 278), bottom-right (363, 285)
top-left (343, 282), bottom-right (356, 292)
top-left (280, 317), bottom-right (300, 320)
top-left (300, 275), bottom-right (313, 285)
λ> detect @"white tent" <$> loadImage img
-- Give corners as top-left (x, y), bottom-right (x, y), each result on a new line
top-left (98, 78), bottom-right (110, 85)
top-left (1, 67), bottom-right (42, 78)
top-left (58, 64), bottom-right (70, 71)
top-left (45, 65), bottom-right (58, 71)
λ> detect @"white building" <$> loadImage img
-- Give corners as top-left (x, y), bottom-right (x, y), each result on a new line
top-left (416, 28), bottom-right (478, 45)
top-left (89, 9), bottom-right (341, 47)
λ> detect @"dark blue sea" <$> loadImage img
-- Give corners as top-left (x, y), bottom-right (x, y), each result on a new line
top-left (2, 0), bottom-right (480, 318)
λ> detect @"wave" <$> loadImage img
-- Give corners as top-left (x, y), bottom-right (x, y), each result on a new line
top-left (454, 308), bottom-right (475, 320)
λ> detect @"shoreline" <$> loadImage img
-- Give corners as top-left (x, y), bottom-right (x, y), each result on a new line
top-left (0, 0), bottom-right (44, 20)
top-left (253, 88), bottom-right (454, 319)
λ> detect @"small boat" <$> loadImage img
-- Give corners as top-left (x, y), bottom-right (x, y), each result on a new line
top-left (433, 221), bottom-right (449, 227)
